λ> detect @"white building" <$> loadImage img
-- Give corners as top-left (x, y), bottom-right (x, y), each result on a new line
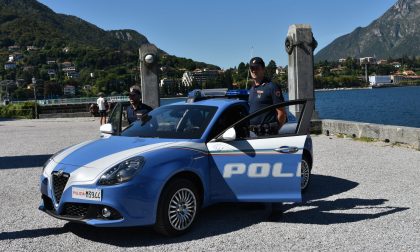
top-left (182, 69), bottom-right (221, 87)
top-left (369, 75), bottom-right (392, 86)
top-left (360, 57), bottom-right (376, 65)
top-left (160, 78), bottom-right (177, 87)
top-left (62, 66), bottom-right (76, 72)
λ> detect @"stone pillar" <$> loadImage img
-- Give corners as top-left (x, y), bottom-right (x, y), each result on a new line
top-left (139, 44), bottom-right (160, 108)
top-left (285, 24), bottom-right (317, 118)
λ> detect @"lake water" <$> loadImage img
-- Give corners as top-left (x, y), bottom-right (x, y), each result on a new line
top-left (161, 86), bottom-right (420, 128)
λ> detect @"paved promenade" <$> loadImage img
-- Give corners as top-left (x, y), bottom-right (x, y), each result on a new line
top-left (0, 118), bottom-right (419, 251)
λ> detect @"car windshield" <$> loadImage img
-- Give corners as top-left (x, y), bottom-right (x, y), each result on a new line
top-left (121, 105), bottom-right (218, 139)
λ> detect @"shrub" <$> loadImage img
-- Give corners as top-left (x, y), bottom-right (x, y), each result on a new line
top-left (0, 102), bottom-right (36, 119)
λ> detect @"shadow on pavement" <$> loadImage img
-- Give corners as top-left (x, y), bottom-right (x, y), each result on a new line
top-left (0, 174), bottom-right (409, 245)
top-left (0, 154), bottom-right (52, 169)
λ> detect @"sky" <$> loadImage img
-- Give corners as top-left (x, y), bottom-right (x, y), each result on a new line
top-left (38, 0), bottom-right (397, 69)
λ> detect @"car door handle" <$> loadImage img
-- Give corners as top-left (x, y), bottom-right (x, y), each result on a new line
top-left (274, 146), bottom-right (299, 154)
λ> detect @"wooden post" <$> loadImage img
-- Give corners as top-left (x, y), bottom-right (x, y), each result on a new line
top-left (286, 24), bottom-right (317, 118)
top-left (139, 44), bottom-right (160, 108)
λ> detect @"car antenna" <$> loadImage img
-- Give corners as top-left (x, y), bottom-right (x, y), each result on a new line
top-left (245, 46), bottom-right (253, 90)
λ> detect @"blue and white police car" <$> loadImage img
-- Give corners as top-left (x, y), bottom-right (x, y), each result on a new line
top-left (39, 89), bottom-right (314, 236)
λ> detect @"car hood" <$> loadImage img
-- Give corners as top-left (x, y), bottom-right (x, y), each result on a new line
top-left (44, 136), bottom-right (207, 185)
top-left (52, 136), bottom-right (177, 168)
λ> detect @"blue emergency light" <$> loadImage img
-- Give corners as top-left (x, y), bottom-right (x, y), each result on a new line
top-left (187, 89), bottom-right (249, 103)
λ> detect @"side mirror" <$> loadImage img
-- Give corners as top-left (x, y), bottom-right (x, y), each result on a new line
top-left (100, 123), bottom-right (114, 135)
top-left (220, 127), bottom-right (236, 141)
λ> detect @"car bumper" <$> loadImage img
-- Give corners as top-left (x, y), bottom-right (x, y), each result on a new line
top-left (39, 175), bottom-right (162, 227)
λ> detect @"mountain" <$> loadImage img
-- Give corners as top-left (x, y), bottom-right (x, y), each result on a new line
top-left (0, 0), bottom-right (150, 50)
top-left (315, 0), bottom-right (420, 62)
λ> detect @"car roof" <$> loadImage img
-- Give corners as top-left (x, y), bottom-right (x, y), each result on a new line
top-left (168, 98), bottom-right (248, 110)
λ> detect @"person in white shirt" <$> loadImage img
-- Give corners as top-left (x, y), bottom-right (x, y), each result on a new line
top-left (96, 93), bottom-right (107, 125)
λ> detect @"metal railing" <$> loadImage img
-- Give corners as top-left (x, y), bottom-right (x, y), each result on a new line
top-left (10, 96), bottom-right (130, 106)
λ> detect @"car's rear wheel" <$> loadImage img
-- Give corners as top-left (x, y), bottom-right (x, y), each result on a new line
top-left (154, 178), bottom-right (199, 236)
top-left (301, 157), bottom-right (311, 192)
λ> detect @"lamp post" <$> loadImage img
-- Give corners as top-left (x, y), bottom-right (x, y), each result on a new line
top-left (32, 77), bottom-right (38, 119)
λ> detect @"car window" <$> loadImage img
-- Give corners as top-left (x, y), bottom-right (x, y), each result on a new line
top-left (121, 105), bottom-right (217, 139)
top-left (208, 105), bottom-right (248, 140)
top-left (221, 102), bottom-right (303, 140)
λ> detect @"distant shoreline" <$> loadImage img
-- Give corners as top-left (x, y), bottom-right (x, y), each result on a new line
top-left (315, 87), bottom-right (372, 92)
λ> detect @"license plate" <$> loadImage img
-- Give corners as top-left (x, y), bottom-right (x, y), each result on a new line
top-left (72, 187), bottom-right (102, 201)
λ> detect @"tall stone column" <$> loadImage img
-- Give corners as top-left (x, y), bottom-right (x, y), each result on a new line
top-left (139, 44), bottom-right (160, 108)
top-left (285, 24), bottom-right (317, 118)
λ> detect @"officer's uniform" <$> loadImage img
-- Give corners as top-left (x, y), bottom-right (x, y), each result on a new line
top-left (126, 103), bottom-right (153, 124)
top-left (248, 79), bottom-right (285, 136)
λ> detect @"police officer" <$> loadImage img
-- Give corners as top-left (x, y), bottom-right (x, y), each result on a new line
top-left (126, 88), bottom-right (153, 124)
top-left (248, 57), bottom-right (286, 221)
top-left (248, 57), bottom-right (286, 136)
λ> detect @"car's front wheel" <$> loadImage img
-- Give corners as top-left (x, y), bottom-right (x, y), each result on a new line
top-left (301, 157), bottom-right (311, 192)
top-left (154, 178), bottom-right (199, 236)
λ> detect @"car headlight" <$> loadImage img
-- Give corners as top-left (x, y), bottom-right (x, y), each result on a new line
top-left (98, 157), bottom-right (145, 185)
top-left (42, 147), bottom-right (69, 172)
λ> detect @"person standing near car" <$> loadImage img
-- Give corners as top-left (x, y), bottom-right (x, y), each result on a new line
top-left (248, 57), bottom-right (286, 221)
top-left (126, 88), bottom-right (153, 124)
top-left (248, 57), bottom-right (287, 136)
top-left (97, 93), bottom-right (107, 125)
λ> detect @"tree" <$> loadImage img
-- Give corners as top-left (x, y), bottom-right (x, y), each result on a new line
top-left (265, 60), bottom-right (277, 80)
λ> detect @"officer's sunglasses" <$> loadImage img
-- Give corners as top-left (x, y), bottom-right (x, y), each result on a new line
top-left (250, 65), bottom-right (262, 71)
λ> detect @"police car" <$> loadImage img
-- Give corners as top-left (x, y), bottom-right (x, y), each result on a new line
top-left (39, 89), bottom-right (314, 236)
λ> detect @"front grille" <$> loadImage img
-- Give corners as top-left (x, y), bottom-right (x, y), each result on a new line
top-left (62, 203), bottom-right (89, 218)
top-left (52, 172), bottom-right (70, 203)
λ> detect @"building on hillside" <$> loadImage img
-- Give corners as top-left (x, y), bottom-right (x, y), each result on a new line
top-left (390, 62), bottom-right (401, 68)
top-left (330, 66), bottom-right (346, 73)
top-left (8, 53), bottom-right (23, 62)
top-left (276, 67), bottom-right (286, 75)
top-left (182, 69), bottom-right (221, 87)
top-left (62, 66), bottom-right (76, 72)
top-left (377, 59), bottom-right (388, 65)
top-left (160, 78), bottom-right (177, 87)
top-left (63, 85), bottom-right (76, 96)
top-left (26, 46), bottom-right (39, 51)
top-left (8, 45), bottom-right (20, 51)
top-left (4, 62), bottom-right (16, 70)
top-left (360, 57), bottom-right (376, 65)
top-left (338, 58), bottom-right (347, 63)
top-left (47, 60), bottom-right (57, 65)
top-left (65, 71), bottom-right (80, 79)
top-left (392, 74), bottom-right (420, 84)
top-left (402, 70), bottom-right (416, 76)
top-left (47, 69), bottom-right (56, 79)
top-left (61, 61), bottom-right (73, 69)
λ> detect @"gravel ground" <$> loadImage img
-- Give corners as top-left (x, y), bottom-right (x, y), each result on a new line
top-left (0, 118), bottom-right (419, 251)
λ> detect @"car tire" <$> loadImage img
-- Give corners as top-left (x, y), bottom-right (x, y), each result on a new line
top-left (154, 178), bottom-right (199, 236)
top-left (301, 156), bottom-right (311, 192)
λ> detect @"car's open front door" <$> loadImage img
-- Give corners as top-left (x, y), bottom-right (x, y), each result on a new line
top-left (106, 102), bottom-right (123, 135)
top-left (206, 99), bottom-right (313, 202)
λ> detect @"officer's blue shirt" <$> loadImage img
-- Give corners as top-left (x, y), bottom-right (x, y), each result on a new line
top-left (248, 81), bottom-right (285, 125)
